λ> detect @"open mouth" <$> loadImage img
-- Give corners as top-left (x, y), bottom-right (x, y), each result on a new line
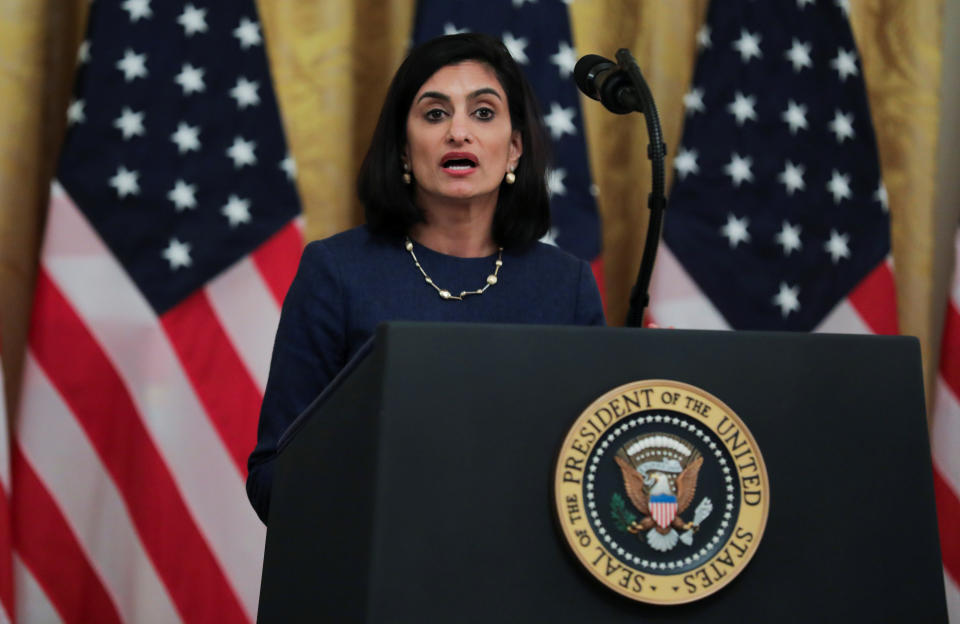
top-left (443, 159), bottom-right (477, 170)
top-left (441, 153), bottom-right (478, 170)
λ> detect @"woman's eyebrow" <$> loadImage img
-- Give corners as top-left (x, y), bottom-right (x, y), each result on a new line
top-left (468, 87), bottom-right (502, 101)
top-left (416, 87), bottom-right (503, 103)
top-left (417, 91), bottom-right (449, 103)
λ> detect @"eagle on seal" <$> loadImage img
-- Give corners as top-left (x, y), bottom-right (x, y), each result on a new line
top-left (614, 453), bottom-right (703, 536)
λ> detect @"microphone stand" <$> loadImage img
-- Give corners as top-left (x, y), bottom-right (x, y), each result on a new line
top-left (613, 48), bottom-right (667, 328)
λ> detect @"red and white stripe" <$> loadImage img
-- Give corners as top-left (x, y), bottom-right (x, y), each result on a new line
top-left (648, 244), bottom-right (898, 335)
top-left (933, 230), bottom-right (960, 623)
top-left (0, 332), bottom-right (14, 623)
top-left (815, 259), bottom-right (898, 335)
top-left (647, 246), bottom-right (729, 330)
top-left (10, 183), bottom-right (302, 622)
top-left (650, 501), bottom-right (677, 530)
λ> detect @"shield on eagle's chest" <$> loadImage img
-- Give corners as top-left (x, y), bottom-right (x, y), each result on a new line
top-left (649, 493), bottom-right (678, 529)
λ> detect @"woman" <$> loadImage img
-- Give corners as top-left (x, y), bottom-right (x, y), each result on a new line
top-left (246, 33), bottom-right (605, 523)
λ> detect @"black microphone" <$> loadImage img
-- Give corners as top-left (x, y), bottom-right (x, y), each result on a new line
top-left (573, 54), bottom-right (643, 114)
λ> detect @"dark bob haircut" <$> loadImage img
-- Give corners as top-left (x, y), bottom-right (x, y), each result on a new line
top-left (357, 33), bottom-right (551, 249)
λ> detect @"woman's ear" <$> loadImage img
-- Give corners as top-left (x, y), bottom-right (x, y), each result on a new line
top-left (508, 130), bottom-right (522, 169)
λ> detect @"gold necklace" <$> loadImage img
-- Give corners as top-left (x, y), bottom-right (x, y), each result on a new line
top-left (404, 237), bottom-right (503, 300)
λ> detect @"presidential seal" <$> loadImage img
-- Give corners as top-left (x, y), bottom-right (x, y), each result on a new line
top-left (553, 380), bottom-right (769, 605)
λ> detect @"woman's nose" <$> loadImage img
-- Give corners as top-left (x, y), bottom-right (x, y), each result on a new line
top-left (446, 114), bottom-right (473, 143)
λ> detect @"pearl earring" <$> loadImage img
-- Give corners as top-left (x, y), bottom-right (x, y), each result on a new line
top-left (402, 162), bottom-right (412, 185)
top-left (504, 169), bottom-right (516, 185)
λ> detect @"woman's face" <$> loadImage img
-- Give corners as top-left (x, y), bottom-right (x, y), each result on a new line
top-left (405, 61), bottom-right (522, 209)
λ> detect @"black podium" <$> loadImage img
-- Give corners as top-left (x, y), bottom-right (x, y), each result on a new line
top-left (258, 323), bottom-right (948, 622)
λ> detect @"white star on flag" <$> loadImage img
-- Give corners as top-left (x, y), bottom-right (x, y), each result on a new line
top-left (77, 40), bottom-right (91, 64)
top-left (549, 41), bottom-right (577, 79)
top-left (683, 87), bottom-right (706, 115)
top-left (827, 169), bottom-right (852, 203)
top-left (546, 168), bottom-right (567, 196)
top-left (443, 23), bottom-right (468, 35)
top-left (234, 17), bottom-right (263, 49)
top-left (778, 160), bottom-right (805, 194)
top-left (116, 49), bottom-right (148, 82)
top-left (222, 195), bottom-right (252, 226)
top-left (775, 221), bottom-right (803, 256)
top-left (230, 77), bottom-right (261, 109)
top-left (673, 147), bottom-right (699, 180)
top-left (114, 107), bottom-right (146, 140)
top-left (226, 136), bottom-right (257, 168)
top-left (539, 227), bottom-right (559, 247)
top-left (874, 181), bottom-right (889, 212)
top-left (171, 121), bottom-right (201, 154)
top-left (772, 282), bottom-right (800, 317)
top-left (724, 152), bottom-right (754, 187)
top-left (824, 229), bottom-right (851, 263)
top-left (174, 63), bottom-right (206, 95)
top-left (732, 29), bottom-right (762, 62)
top-left (828, 110), bottom-right (855, 142)
top-left (830, 48), bottom-right (859, 81)
top-left (178, 4), bottom-right (209, 36)
top-left (122, 0), bottom-right (152, 22)
top-left (109, 165), bottom-right (140, 198)
top-left (781, 100), bottom-right (808, 134)
top-left (544, 102), bottom-right (576, 139)
top-left (696, 24), bottom-right (712, 49)
top-left (727, 91), bottom-right (758, 125)
top-left (835, 0), bottom-right (851, 17)
top-left (280, 155), bottom-right (297, 181)
top-left (785, 39), bottom-right (813, 72)
top-left (162, 238), bottom-right (192, 269)
top-left (502, 32), bottom-right (529, 65)
top-left (167, 180), bottom-right (198, 211)
top-left (721, 213), bottom-right (751, 248)
top-left (67, 99), bottom-right (85, 125)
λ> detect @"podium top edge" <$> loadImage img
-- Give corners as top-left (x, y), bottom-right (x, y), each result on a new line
top-left (377, 321), bottom-right (918, 345)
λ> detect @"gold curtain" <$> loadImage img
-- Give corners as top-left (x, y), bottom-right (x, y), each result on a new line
top-left (0, 0), bottom-right (945, 418)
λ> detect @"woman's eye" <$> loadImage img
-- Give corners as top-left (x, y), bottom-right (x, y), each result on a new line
top-left (474, 107), bottom-right (495, 120)
top-left (425, 108), bottom-right (446, 121)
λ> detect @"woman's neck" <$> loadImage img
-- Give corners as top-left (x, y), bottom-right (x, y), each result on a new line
top-left (410, 196), bottom-right (498, 257)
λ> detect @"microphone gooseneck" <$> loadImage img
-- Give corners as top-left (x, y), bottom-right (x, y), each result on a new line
top-left (574, 49), bottom-right (667, 327)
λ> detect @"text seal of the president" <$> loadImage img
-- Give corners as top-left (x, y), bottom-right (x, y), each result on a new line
top-left (554, 380), bottom-right (769, 604)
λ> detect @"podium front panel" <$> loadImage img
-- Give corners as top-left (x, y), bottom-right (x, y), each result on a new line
top-left (260, 323), bottom-right (946, 623)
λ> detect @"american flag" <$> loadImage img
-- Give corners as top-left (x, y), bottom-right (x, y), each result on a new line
top-left (933, 228), bottom-right (960, 622)
top-left (648, 0), bottom-right (897, 335)
top-left (412, 0), bottom-right (605, 297)
top-left (11, 0), bottom-right (302, 621)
